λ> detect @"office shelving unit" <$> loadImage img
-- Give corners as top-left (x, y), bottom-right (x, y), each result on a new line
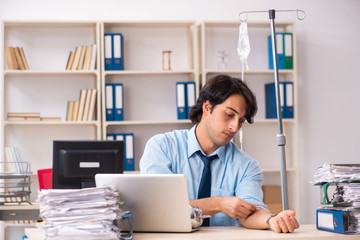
top-left (1, 21), bottom-right (102, 172)
top-left (199, 21), bottom-right (299, 213)
top-left (0, 20), bottom-right (102, 238)
top-left (100, 21), bottom-right (199, 170)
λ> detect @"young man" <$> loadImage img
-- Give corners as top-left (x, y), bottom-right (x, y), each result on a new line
top-left (140, 75), bottom-right (299, 233)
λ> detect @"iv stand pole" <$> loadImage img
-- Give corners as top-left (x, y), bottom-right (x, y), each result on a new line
top-left (269, 9), bottom-right (289, 210)
top-left (239, 8), bottom-right (305, 210)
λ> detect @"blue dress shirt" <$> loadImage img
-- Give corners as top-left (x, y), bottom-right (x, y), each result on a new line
top-left (139, 125), bottom-right (266, 226)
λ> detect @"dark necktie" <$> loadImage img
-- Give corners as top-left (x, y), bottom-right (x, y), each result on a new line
top-left (197, 152), bottom-right (217, 226)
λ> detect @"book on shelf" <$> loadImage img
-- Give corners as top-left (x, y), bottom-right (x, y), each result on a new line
top-left (41, 117), bottom-right (62, 121)
top-left (82, 89), bottom-right (92, 121)
top-left (66, 51), bottom-right (75, 70)
top-left (66, 44), bottom-right (97, 70)
top-left (4, 146), bottom-right (25, 173)
top-left (77, 45), bottom-right (86, 70)
top-left (6, 112), bottom-right (41, 121)
top-left (89, 44), bottom-right (97, 70)
top-left (13, 47), bottom-right (25, 70)
top-left (66, 89), bottom-right (97, 121)
top-left (72, 101), bottom-right (80, 121)
top-left (66, 101), bottom-right (74, 121)
top-left (77, 89), bottom-right (87, 121)
top-left (87, 89), bottom-right (97, 121)
top-left (70, 46), bottom-right (82, 70)
top-left (82, 45), bottom-right (92, 70)
top-left (7, 112), bottom-right (41, 117)
top-left (5, 46), bottom-right (29, 70)
top-left (19, 47), bottom-right (29, 70)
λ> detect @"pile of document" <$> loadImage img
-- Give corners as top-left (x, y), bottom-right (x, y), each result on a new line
top-left (313, 163), bottom-right (360, 183)
top-left (37, 186), bottom-right (129, 240)
top-left (314, 164), bottom-right (360, 234)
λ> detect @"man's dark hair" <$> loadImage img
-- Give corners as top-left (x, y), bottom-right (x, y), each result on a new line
top-left (189, 75), bottom-right (257, 124)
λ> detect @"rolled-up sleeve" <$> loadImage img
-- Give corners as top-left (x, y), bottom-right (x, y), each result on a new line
top-left (235, 159), bottom-right (266, 208)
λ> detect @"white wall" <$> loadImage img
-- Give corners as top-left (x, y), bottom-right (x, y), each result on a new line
top-left (1, 0), bottom-right (360, 225)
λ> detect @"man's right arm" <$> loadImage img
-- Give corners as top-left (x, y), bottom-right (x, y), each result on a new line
top-left (189, 196), bottom-right (256, 219)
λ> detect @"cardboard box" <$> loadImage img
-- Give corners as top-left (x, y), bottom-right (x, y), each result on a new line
top-left (262, 185), bottom-right (283, 213)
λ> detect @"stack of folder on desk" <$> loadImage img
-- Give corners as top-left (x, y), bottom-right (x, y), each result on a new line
top-left (36, 186), bottom-right (129, 240)
top-left (314, 164), bottom-right (360, 234)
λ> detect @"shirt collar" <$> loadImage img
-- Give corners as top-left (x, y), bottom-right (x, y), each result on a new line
top-left (187, 124), bottom-right (227, 164)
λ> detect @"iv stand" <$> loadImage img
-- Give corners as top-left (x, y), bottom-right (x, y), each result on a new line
top-left (238, 9), bottom-right (305, 210)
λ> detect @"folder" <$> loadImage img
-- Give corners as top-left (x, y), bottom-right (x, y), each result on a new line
top-left (268, 33), bottom-right (284, 70)
top-left (112, 33), bottom-right (124, 70)
top-left (316, 208), bottom-right (359, 234)
top-left (113, 83), bottom-right (124, 121)
top-left (283, 33), bottom-right (293, 69)
top-left (176, 82), bottom-right (186, 120)
top-left (186, 82), bottom-right (196, 119)
top-left (105, 83), bottom-right (114, 121)
top-left (106, 133), bottom-right (115, 140)
top-left (115, 133), bottom-right (135, 171)
top-left (104, 33), bottom-right (113, 70)
top-left (284, 82), bottom-right (294, 118)
top-left (265, 82), bottom-right (294, 119)
top-left (124, 133), bottom-right (135, 171)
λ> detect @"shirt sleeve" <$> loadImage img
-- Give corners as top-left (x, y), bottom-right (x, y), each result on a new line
top-left (139, 134), bottom-right (174, 174)
top-left (235, 157), bottom-right (267, 208)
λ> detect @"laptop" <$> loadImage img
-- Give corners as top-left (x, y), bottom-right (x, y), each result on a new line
top-left (95, 174), bottom-right (195, 232)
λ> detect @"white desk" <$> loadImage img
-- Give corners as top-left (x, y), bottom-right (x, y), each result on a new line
top-left (25, 225), bottom-right (360, 240)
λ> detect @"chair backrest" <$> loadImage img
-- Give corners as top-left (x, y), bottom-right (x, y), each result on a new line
top-left (37, 168), bottom-right (52, 190)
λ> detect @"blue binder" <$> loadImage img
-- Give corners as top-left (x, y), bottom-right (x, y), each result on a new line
top-left (115, 133), bottom-right (135, 171)
top-left (265, 82), bottom-right (294, 119)
top-left (124, 133), bottom-right (135, 171)
top-left (112, 33), bottom-right (124, 70)
top-left (176, 82), bottom-right (187, 120)
top-left (104, 33), bottom-right (113, 70)
top-left (105, 83), bottom-right (114, 121)
top-left (113, 83), bottom-right (124, 121)
top-left (283, 82), bottom-right (294, 118)
top-left (268, 33), bottom-right (285, 70)
top-left (316, 208), bottom-right (357, 234)
top-left (106, 133), bottom-right (115, 140)
top-left (186, 81), bottom-right (196, 119)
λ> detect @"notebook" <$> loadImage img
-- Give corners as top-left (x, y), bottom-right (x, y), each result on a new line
top-left (95, 173), bottom-right (195, 232)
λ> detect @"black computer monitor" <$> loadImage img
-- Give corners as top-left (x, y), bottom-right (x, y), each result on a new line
top-left (52, 140), bottom-right (124, 189)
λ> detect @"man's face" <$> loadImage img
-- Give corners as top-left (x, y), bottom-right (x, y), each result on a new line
top-left (203, 94), bottom-right (247, 147)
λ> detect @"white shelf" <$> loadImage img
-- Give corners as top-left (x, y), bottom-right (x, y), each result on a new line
top-left (105, 120), bottom-right (192, 127)
top-left (4, 70), bottom-right (98, 76)
top-left (203, 69), bottom-right (295, 75)
top-left (4, 121), bottom-right (100, 126)
top-left (104, 70), bottom-right (195, 76)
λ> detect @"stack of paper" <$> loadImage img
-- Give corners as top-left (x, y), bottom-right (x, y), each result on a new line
top-left (313, 164), bottom-right (360, 184)
top-left (314, 164), bottom-right (360, 234)
top-left (37, 186), bottom-right (127, 240)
